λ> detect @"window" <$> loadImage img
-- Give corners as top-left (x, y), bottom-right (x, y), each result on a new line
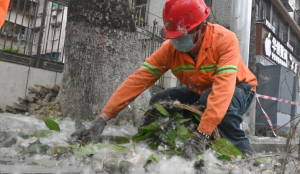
top-left (135, 4), bottom-right (147, 26)
top-left (53, 28), bottom-right (60, 40)
top-left (0, 21), bottom-right (30, 41)
top-left (272, 6), bottom-right (288, 42)
top-left (41, 53), bottom-right (60, 61)
top-left (10, 0), bottom-right (37, 14)
top-left (289, 30), bottom-right (300, 57)
top-left (136, 0), bottom-right (147, 6)
top-left (33, 33), bottom-right (37, 44)
top-left (255, 0), bottom-right (259, 20)
top-left (260, 0), bottom-right (271, 21)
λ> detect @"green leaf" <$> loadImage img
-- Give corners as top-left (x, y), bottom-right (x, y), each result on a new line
top-left (20, 140), bottom-right (50, 155)
top-left (32, 160), bottom-right (58, 167)
top-left (69, 143), bottom-right (129, 157)
top-left (255, 157), bottom-right (267, 163)
top-left (195, 152), bottom-right (203, 156)
top-left (194, 159), bottom-right (205, 168)
top-left (114, 137), bottom-right (130, 144)
top-left (22, 130), bottom-right (52, 138)
top-left (217, 155), bottom-right (232, 162)
top-left (173, 112), bottom-right (183, 120)
top-left (52, 146), bottom-right (68, 155)
top-left (150, 154), bottom-right (159, 162)
top-left (44, 118), bottom-right (60, 132)
top-left (160, 150), bottom-right (183, 156)
top-left (178, 118), bottom-right (193, 123)
top-left (209, 138), bottom-right (245, 159)
top-left (34, 130), bottom-right (51, 137)
top-left (133, 142), bottom-right (136, 149)
top-left (22, 135), bottom-right (30, 139)
top-left (148, 142), bottom-right (158, 150)
top-left (166, 129), bottom-right (177, 141)
top-left (75, 119), bottom-right (84, 130)
top-left (154, 104), bottom-right (170, 117)
top-left (132, 132), bottom-right (153, 142)
top-left (139, 121), bottom-right (160, 131)
top-left (193, 114), bottom-right (201, 121)
top-left (176, 125), bottom-right (192, 140)
top-left (52, 115), bottom-right (58, 120)
top-left (162, 130), bottom-right (177, 148)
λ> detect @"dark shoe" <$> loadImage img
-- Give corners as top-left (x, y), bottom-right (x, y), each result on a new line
top-left (240, 145), bottom-right (256, 158)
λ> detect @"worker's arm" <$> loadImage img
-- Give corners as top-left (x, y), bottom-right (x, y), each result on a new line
top-left (71, 43), bottom-right (170, 142)
top-left (0, 0), bottom-right (10, 28)
top-left (102, 43), bottom-right (170, 119)
top-left (197, 32), bottom-right (239, 135)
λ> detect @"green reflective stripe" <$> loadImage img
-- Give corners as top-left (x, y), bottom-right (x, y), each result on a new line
top-left (199, 64), bottom-right (217, 73)
top-left (171, 65), bottom-right (195, 73)
top-left (141, 62), bottom-right (162, 78)
top-left (217, 65), bottom-right (237, 75)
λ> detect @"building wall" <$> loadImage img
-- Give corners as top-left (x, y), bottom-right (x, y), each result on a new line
top-left (0, 0), bottom-right (68, 62)
top-left (0, 61), bottom-right (62, 110)
top-left (148, 0), bottom-right (166, 28)
top-left (37, 2), bottom-right (67, 62)
top-left (256, 24), bottom-right (300, 70)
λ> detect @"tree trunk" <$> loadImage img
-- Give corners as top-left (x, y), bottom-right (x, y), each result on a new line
top-left (59, 0), bottom-right (151, 125)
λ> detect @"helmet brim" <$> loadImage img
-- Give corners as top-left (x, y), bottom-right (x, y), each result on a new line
top-left (161, 27), bottom-right (190, 39)
top-left (162, 7), bottom-right (210, 39)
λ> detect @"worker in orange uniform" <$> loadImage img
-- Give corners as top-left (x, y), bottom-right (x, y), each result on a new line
top-left (71, 0), bottom-right (258, 158)
top-left (0, 0), bottom-right (10, 28)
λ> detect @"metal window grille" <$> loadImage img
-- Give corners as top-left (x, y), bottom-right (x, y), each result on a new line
top-left (135, 4), bottom-right (147, 27)
top-left (289, 29), bottom-right (300, 57)
top-left (260, 0), bottom-right (272, 21)
top-left (0, 0), bottom-right (67, 72)
top-left (271, 6), bottom-right (288, 42)
top-left (33, 32), bottom-right (37, 44)
top-left (295, 10), bottom-right (300, 27)
top-left (255, 0), bottom-right (259, 21)
top-left (53, 28), bottom-right (60, 40)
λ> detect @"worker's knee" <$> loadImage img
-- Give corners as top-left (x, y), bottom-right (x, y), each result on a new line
top-left (198, 88), bottom-right (212, 108)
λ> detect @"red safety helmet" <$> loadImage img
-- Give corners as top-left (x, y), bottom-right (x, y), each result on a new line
top-left (162, 0), bottom-right (211, 39)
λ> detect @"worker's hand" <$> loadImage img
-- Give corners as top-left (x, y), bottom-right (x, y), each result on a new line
top-left (183, 130), bottom-right (210, 159)
top-left (70, 115), bottom-right (108, 143)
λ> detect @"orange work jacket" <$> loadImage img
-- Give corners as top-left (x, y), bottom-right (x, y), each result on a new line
top-left (0, 0), bottom-right (10, 28)
top-left (103, 23), bottom-right (257, 135)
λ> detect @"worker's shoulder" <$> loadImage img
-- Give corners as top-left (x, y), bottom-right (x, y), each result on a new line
top-left (209, 23), bottom-right (237, 42)
top-left (161, 39), bottom-right (172, 47)
top-left (160, 39), bottom-right (176, 52)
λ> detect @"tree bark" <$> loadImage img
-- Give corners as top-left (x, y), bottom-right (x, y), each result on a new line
top-left (59, 0), bottom-right (151, 125)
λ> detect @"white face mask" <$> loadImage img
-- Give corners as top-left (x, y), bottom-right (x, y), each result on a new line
top-left (171, 24), bottom-right (206, 53)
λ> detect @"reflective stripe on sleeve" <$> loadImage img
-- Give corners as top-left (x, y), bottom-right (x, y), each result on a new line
top-left (141, 62), bottom-right (163, 78)
top-left (171, 65), bottom-right (196, 73)
top-left (199, 64), bottom-right (217, 73)
top-left (216, 65), bottom-right (237, 75)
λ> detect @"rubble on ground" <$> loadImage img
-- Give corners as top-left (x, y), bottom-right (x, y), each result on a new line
top-left (5, 83), bottom-right (62, 118)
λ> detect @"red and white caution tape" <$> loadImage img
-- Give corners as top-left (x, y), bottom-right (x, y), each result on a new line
top-left (255, 93), bottom-right (300, 106)
top-left (255, 93), bottom-right (299, 137)
top-left (256, 96), bottom-right (278, 137)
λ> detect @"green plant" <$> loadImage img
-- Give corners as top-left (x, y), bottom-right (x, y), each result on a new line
top-left (130, 104), bottom-right (245, 164)
top-left (4, 45), bottom-right (24, 54)
top-left (0, 108), bottom-right (4, 113)
top-left (44, 118), bottom-right (60, 132)
top-left (278, 131), bottom-right (289, 138)
top-left (89, 115), bottom-right (96, 121)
